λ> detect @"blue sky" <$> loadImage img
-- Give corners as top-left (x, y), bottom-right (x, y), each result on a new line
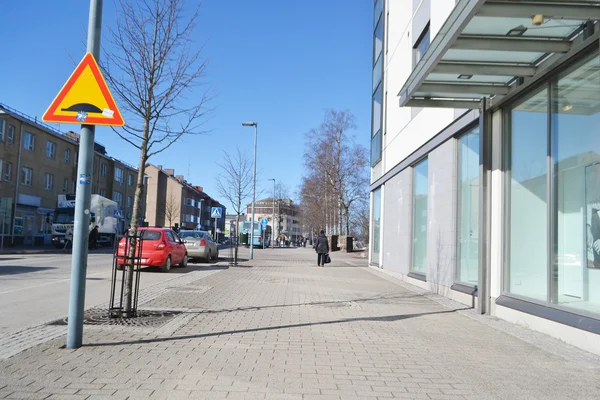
top-left (0, 0), bottom-right (373, 212)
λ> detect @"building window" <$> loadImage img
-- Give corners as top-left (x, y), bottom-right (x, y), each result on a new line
top-left (100, 163), bottom-right (107, 177)
top-left (554, 53), bottom-right (600, 314)
top-left (46, 141), bottom-right (56, 159)
top-left (63, 178), bottom-right (69, 193)
top-left (74, 152), bottom-right (78, 167)
top-left (7, 124), bottom-right (15, 144)
top-left (99, 188), bottom-right (106, 197)
top-left (64, 149), bottom-right (70, 164)
top-left (412, 158), bottom-right (428, 275)
top-left (371, 84), bottom-right (383, 166)
top-left (114, 167), bottom-right (123, 184)
top-left (1, 161), bottom-right (12, 182)
top-left (127, 196), bottom-right (133, 208)
top-left (414, 25), bottom-right (430, 66)
top-left (128, 174), bottom-right (134, 186)
top-left (21, 167), bottom-right (33, 186)
top-left (44, 173), bottom-right (54, 191)
top-left (113, 191), bottom-right (123, 208)
top-left (506, 87), bottom-right (548, 301)
top-left (456, 126), bottom-right (480, 286)
top-left (0, 120), bottom-right (4, 141)
top-left (371, 188), bottom-right (382, 262)
top-left (24, 132), bottom-right (35, 151)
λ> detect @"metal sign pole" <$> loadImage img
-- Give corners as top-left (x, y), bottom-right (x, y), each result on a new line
top-left (66, 0), bottom-right (103, 349)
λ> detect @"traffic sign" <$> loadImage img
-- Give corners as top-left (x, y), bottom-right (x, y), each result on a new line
top-left (260, 218), bottom-right (269, 228)
top-left (114, 209), bottom-right (124, 218)
top-left (211, 207), bottom-right (222, 218)
top-left (42, 53), bottom-right (124, 126)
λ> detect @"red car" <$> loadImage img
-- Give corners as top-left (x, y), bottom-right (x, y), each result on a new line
top-left (116, 227), bottom-right (188, 272)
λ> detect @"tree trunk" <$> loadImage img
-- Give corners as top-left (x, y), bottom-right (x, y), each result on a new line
top-left (345, 206), bottom-right (350, 236)
top-left (124, 134), bottom-right (148, 314)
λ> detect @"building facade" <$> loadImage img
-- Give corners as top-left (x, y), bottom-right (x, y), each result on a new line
top-left (247, 198), bottom-right (301, 241)
top-left (0, 103), bottom-right (138, 246)
top-left (145, 164), bottom-right (226, 235)
top-left (370, 0), bottom-right (600, 355)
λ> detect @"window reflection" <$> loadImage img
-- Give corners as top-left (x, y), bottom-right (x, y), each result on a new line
top-left (371, 188), bottom-right (382, 259)
top-left (507, 88), bottom-right (548, 301)
top-left (554, 53), bottom-right (600, 314)
top-left (412, 159), bottom-right (428, 274)
top-left (456, 127), bottom-right (480, 285)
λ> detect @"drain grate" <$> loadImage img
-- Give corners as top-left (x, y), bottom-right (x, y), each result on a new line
top-left (48, 309), bottom-right (182, 327)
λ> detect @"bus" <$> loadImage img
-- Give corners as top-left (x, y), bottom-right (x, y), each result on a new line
top-left (239, 220), bottom-right (271, 248)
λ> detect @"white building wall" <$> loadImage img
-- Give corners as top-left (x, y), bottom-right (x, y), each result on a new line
top-left (383, 0), bottom-right (457, 175)
top-left (382, 168), bottom-right (412, 274)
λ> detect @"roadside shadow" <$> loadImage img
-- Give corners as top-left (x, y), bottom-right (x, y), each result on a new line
top-left (0, 266), bottom-right (57, 275)
top-left (0, 258), bottom-right (23, 262)
top-left (85, 308), bottom-right (465, 348)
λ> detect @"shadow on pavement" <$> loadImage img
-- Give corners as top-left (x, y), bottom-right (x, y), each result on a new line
top-left (85, 308), bottom-right (467, 348)
top-left (0, 266), bottom-right (57, 275)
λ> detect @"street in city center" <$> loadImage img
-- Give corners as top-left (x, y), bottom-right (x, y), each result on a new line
top-left (0, 247), bottom-right (599, 400)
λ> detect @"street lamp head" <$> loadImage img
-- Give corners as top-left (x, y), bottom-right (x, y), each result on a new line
top-left (268, 178), bottom-right (275, 182)
top-left (242, 121), bottom-right (257, 127)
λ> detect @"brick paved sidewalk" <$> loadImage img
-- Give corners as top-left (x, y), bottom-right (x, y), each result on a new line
top-left (0, 247), bottom-right (599, 400)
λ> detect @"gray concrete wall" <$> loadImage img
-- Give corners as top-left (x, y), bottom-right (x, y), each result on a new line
top-left (426, 139), bottom-right (457, 290)
top-left (382, 168), bottom-right (412, 275)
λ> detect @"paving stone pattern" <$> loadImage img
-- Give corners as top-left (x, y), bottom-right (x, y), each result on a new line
top-left (0, 248), bottom-right (599, 399)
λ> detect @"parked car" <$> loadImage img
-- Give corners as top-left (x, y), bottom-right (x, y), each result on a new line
top-left (115, 227), bottom-right (188, 272)
top-left (179, 230), bottom-right (219, 262)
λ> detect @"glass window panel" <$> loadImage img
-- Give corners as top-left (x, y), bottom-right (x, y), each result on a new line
top-left (554, 53), bottom-right (600, 315)
top-left (371, 188), bottom-right (382, 260)
top-left (371, 130), bottom-right (382, 166)
top-left (372, 56), bottom-right (383, 93)
top-left (507, 88), bottom-right (548, 301)
top-left (414, 27), bottom-right (430, 66)
top-left (374, 19), bottom-right (383, 64)
top-left (456, 127), bottom-right (480, 285)
top-left (412, 159), bottom-right (428, 274)
top-left (372, 84), bottom-right (382, 136)
top-left (374, 0), bottom-right (382, 25)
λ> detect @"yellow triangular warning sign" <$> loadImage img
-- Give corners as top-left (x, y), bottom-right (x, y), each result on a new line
top-left (43, 53), bottom-right (124, 126)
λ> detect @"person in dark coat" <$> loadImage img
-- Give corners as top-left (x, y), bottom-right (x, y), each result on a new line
top-left (314, 230), bottom-right (329, 267)
top-left (89, 225), bottom-right (99, 250)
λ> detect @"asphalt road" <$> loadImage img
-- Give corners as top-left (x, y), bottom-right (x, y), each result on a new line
top-left (0, 249), bottom-right (227, 335)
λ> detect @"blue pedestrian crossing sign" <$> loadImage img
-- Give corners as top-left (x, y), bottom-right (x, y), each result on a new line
top-left (260, 218), bottom-right (269, 228)
top-left (211, 207), bottom-right (222, 218)
top-left (114, 209), bottom-right (124, 218)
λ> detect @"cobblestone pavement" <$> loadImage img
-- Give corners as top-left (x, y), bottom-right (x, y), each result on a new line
top-left (0, 247), bottom-right (599, 399)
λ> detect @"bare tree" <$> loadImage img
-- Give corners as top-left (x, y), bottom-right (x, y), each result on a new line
top-left (302, 110), bottom-right (369, 237)
top-left (102, 0), bottom-right (212, 314)
top-left (216, 148), bottom-right (253, 264)
top-left (160, 192), bottom-right (180, 227)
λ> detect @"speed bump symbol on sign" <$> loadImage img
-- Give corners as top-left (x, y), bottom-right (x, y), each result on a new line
top-left (43, 53), bottom-right (124, 126)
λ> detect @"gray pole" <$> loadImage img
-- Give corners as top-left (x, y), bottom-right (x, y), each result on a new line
top-left (271, 179), bottom-right (275, 249)
top-left (250, 124), bottom-right (257, 259)
top-left (66, 0), bottom-right (103, 349)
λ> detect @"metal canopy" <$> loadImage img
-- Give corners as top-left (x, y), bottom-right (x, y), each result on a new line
top-left (398, 0), bottom-right (600, 109)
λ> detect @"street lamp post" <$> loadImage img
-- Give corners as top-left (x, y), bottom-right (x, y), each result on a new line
top-left (199, 198), bottom-right (204, 229)
top-left (268, 178), bottom-right (275, 249)
top-left (242, 121), bottom-right (258, 260)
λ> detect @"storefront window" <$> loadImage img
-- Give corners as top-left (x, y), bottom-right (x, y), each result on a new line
top-left (371, 188), bottom-right (381, 261)
top-left (554, 53), bottom-right (600, 315)
top-left (456, 127), bottom-right (480, 285)
top-left (412, 159), bottom-right (428, 275)
top-left (506, 88), bottom-right (548, 301)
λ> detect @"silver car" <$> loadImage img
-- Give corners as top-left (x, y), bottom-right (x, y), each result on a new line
top-left (179, 230), bottom-right (219, 262)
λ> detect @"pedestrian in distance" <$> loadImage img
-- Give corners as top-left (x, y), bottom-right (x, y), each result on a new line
top-left (89, 225), bottom-right (99, 250)
top-left (64, 227), bottom-right (74, 251)
top-left (314, 230), bottom-right (329, 267)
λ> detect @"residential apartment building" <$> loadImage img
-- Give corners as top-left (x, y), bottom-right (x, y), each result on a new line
top-left (0, 103), bottom-right (139, 246)
top-left (144, 164), bottom-right (226, 235)
top-left (247, 198), bottom-right (301, 241)
top-left (370, 0), bottom-right (600, 355)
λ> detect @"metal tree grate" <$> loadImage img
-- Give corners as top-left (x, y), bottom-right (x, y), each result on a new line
top-left (48, 309), bottom-right (182, 327)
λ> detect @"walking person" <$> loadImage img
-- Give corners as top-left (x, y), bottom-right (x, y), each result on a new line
top-left (314, 230), bottom-right (329, 267)
top-left (89, 225), bottom-right (99, 250)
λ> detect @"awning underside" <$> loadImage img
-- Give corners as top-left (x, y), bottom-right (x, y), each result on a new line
top-left (399, 0), bottom-right (600, 109)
